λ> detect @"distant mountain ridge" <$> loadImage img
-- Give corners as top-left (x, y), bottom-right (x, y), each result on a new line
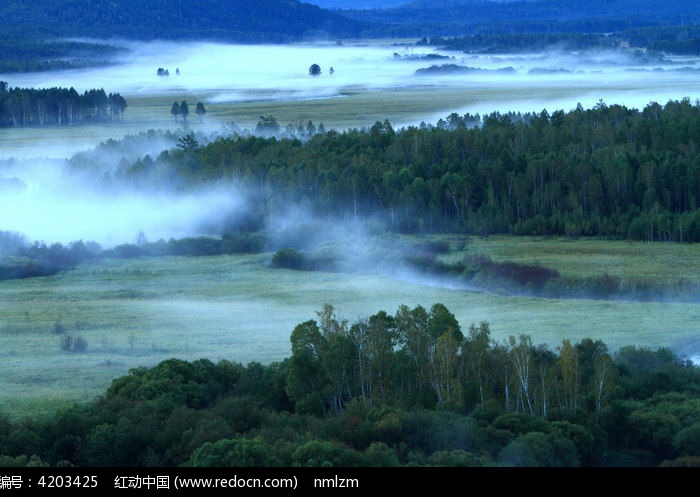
top-left (303, 0), bottom-right (411, 9)
top-left (345, 0), bottom-right (700, 37)
top-left (0, 0), bottom-right (371, 42)
top-left (3, 0), bottom-right (699, 42)
top-left (390, 0), bottom-right (698, 16)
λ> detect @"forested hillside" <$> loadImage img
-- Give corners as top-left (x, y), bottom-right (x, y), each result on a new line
top-left (2, 0), bottom-right (699, 72)
top-left (0, 0), bottom-right (372, 72)
top-left (348, 0), bottom-right (700, 38)
top-left (3, 0), bottom-right (697, 44)
top-left (0, 0), bottom-right (369, 42)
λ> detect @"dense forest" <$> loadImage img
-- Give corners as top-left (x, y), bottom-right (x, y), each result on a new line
top-left (0, 302), bottom-right (696, 467)
top-left (0, 83), bottom-right (127, 126)
top-left (77, 98), bottom-right (700, 243)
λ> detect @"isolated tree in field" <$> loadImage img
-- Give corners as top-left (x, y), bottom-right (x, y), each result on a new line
top-left (171, 101), bottom-right (180, 122)
top-left (180, 100), bottom-right (190, 124)
top-left (196, 102), bottom-right (206, 122)
top-left (309, 63), bottom-right (321, 77)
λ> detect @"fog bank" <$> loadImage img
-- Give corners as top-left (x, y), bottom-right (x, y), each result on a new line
top-left (3, 40), bottom-right (697, 111)
top-left (2, 40), bottom-right (698, 163)
top-left (0, 156), bottom-right (242, 249)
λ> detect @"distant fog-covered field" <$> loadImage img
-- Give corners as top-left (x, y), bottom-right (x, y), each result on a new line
top-left (2, 39), bottom-right (699, 158)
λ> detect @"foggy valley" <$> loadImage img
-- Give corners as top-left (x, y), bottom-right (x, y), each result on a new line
top-left (1, 39), bottom-right (699, 365)
top-left (0, 0), bottom-right (699, 470)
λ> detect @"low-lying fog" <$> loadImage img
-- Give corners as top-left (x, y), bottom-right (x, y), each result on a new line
top-left (3, 39), bottom-right (699, 111)
top-left (0, 128), bottom-right (242, 248)
top-left (1, 40), bottom-right (698, 159)
top-left (0, 172), bottom-right (240, 247)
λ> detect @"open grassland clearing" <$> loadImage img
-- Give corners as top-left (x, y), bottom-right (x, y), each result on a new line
top-left (444, 235), bottom-right (700, 284)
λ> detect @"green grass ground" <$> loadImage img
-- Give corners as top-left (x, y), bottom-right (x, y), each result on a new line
top-left (444, 234), bottom-right (700, 283)
top-left (0, 243), bottom-right (698, 420)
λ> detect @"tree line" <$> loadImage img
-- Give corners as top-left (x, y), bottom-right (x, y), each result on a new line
top-left (110, 98), bottom-right (700, 242)
top-left (0, 83), bottom-right (126, 127)
top-left (426, 32), bottom-right (617, 53)
top-left (0, 302), bottom-right (696, 467)
top-left (0, 0), bottom-right (368, 44)
top-left (0, 231), bottom-right (101, 281)
top-left (350, 0), bottom-right (700, 44)
top-left (285, 303), bottom-right (617, 417)
top-left (425, 24), bottom-right (700, 55)
top-left (0, 36), bottom-right (123, 73)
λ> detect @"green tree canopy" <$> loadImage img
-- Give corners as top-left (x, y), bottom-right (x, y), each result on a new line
top-left (180, 100), bottom-right (189, 122)
top-left (195, 102), bottom-right (206, 122)
top-left (170, 101), bottom-right (180, 121)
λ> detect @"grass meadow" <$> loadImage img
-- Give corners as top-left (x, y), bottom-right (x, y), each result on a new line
top-left (449, 235), bottom-right (700, 283)
top-left (1, 238), bottom-right (698, 420)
